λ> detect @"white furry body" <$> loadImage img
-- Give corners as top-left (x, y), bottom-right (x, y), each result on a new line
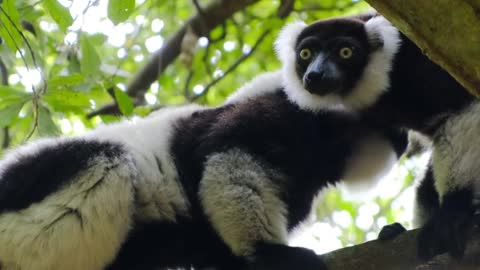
top-left (432, 102), bottom-right (480, 200)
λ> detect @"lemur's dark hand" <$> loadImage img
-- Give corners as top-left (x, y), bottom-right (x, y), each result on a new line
top-left (417, 189), bottom-right (475, 261)
top-left (378, 222), bottom-right (407, 241)
top-left (248, 243), bottom-right (327, 270)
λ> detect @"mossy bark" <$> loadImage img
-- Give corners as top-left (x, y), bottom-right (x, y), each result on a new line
top-left (365, 0), bottom-right (480, 96)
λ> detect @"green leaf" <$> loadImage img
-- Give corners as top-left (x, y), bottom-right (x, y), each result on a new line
top-left (0, 85), bottom-right (29, 97)
top-left (44, 0), bottom-right (73, 32)
top-left (108, 0), bottom-right (135, 24)
top-left (133, 106), bottom-right (153, 117)
top-left (0, 86), bottom-right (31, 107)
top-left (80, 35), bottom-right (101, 77)
top-left (0, 0), bottom-right (22, 52)
top-left (0, 102), bottom-right (24, 127)
top-left (43, 88), bottom-right (91, 111)
top-left (113, 88), bottom-right (134, 116)
top-left (38, 106), bottom-right (59, 136)
top-left (47, 74), bottom-right (85, 89)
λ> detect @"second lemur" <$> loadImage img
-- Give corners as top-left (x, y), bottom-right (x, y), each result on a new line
top-left (275, 13), bottom-right (478, 260)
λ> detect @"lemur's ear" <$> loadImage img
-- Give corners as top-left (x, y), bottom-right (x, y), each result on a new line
top-left (367, 31), bottom-right (384, 51)
top-left (274, 22), bottom-right (307, 65)
top-left (364, 16), bottom-right (400, 53)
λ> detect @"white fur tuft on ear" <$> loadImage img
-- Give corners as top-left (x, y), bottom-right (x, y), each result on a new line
top-left (343, 16), bottom-right (401, 110)
top-left (341, 133), bottom-right (398, 194)
top-left (274, 22), bottom-right (307, 64)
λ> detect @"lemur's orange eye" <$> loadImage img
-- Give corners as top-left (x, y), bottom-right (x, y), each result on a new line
top-left (339, 47), bottom-right (353, 59)
top-left (299, 48), bottom-right (312, 60)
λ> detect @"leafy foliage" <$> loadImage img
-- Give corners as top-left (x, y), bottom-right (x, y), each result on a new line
top-left (0, 0), bottom-right (421, 252)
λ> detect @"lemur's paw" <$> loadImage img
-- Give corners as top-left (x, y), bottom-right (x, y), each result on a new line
top-left (378, 222), bottom-right (407, 241)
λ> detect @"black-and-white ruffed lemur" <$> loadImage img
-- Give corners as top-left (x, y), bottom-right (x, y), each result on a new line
top-left (279, 13), bottom-right (478, 260)
top-left (0, 19), bottom-right (408, 270)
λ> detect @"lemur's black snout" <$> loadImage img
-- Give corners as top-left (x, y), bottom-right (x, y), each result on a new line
top-left (303, 56), bottom-right (341, 95)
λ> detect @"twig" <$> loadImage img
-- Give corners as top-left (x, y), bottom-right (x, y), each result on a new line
top-left (190, 29), bottom-right (271, 101)
top-left (184, 70), bottom-right (194, 98)
top-left (0, 6), bottom-right (40, 70)
top-left (0, 18), bottom-right (28, 73)
top-left (0, 57), bottom-right (7, 85)
top-left (24, 93), bottom-right (39, 140)
top-left (202, 40), bottom-right (214, 79)
top-left (0, 57), bottom-right (10, 149)
top-left (2, 127), bottom-right (9, 149)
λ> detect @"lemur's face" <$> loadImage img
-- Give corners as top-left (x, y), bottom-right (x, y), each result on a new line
top-left (276, 16), bottom-right (400, 112)
top-left (294, 20), bottom-right (374, 96)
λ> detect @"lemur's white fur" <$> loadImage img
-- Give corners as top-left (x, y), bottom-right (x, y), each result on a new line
top-left (89, 105), bottom-right (203, 222)
top-left (354, 16), bottom-right (401, 109)
top-left (341, 133), bottom-right (397, 193)
top-left (0, 138), bottom-right (136, 270)
top-left (199, 149), bottom-right (288, 256)
top-left (226, 70), bottom-right (283, 104)
top-left (432, 102), bottom-right (480, 200)
top-left (276, 17), bottom-right (401, 112)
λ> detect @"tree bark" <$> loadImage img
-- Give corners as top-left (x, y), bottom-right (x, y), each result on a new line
top-left (364, 0), bottom-right (480, 97)
top-left (322, 228), bottom-right (480, 270)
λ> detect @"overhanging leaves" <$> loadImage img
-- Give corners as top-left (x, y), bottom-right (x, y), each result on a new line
top-left (108, 0), bottom-right (135, 25)
top-left (44, 0), bottom-right (73, 32)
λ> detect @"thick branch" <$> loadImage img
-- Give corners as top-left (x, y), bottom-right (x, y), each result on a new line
top-left (88, 0), bottom-right (261, 118)
top-left (322, 228), bottom-right (480, 270)
top-left (365, 0), bottom-right (480, 97)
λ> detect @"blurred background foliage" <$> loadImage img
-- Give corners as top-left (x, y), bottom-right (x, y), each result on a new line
top-left (0, 0), bottom-right (428, 254)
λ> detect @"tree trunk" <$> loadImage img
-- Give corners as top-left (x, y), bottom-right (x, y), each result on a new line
top-left (365, 0), bottom-right (480, 97)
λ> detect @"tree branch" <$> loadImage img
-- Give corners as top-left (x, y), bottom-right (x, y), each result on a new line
top-left (277, 0), bottom-right (295, 18)
top-left (364, 0), bottom-right (480, 97)
top-left (88, 0), bottom-right (262, 118)
top-left (322, 228), bottom-right (480, 270)
top-left (294, 2), bottom-right (359, 12)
